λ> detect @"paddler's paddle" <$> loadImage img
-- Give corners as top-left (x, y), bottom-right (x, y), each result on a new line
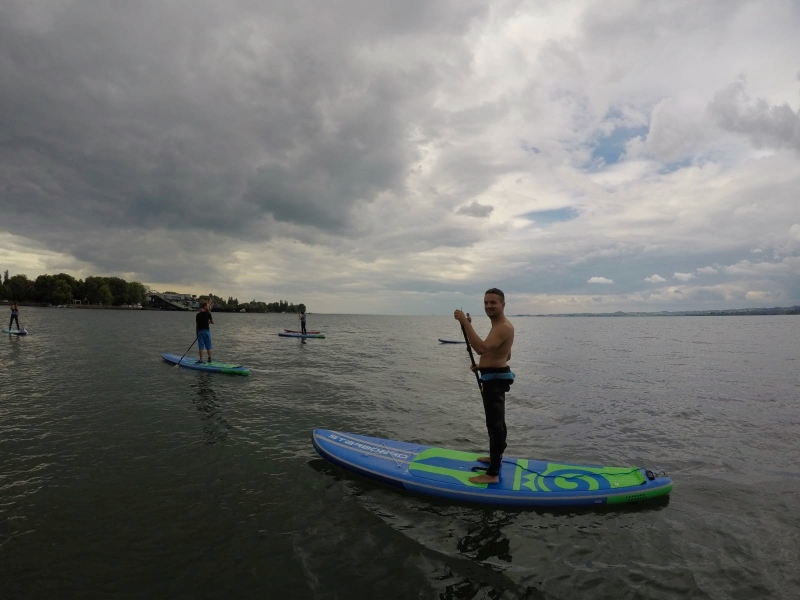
top-left (175, 336), bottom-right (197, 368)
top-left (459, 307), bottom-right (482, 392)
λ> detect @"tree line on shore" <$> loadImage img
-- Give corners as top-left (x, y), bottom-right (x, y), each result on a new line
top-left (1, 271), bottom-right (306, 313)
top-left (1, 272), bottom-right (148, 306)
top-left (204, 294), bottom-right (306, 314)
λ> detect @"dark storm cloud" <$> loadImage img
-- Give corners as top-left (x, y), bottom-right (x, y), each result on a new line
top-left (0, 0), bottom-right (487, 269)
top-left (709, 79), bottom-right (800, 153)
top-left (456, 201), bottom-right (494, 218)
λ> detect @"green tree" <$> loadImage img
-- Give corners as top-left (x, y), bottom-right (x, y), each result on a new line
top-left (52, 280), bottom-right (73, 305)
top-left (52, 273), bottom-right (80, 302)
top-left (127, 282), bottom-right (147, 305)
top-left (298, 303), bottom-right (306, 313)
top-left (104, 277), bottom-right (129, 305)
top-left (84, 276), bottom-right (105, 304)
top-left (32, 274), bottom-right (53, 302)
top-left (98, 284), bottom-right (113, 306)
top-left (6, 274), bottom-right (32, 301)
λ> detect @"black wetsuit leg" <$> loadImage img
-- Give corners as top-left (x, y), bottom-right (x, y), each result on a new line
top-left (481, 380), bottom-right (508, 477)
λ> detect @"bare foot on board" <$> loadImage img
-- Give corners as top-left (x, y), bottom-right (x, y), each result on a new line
top-left (468, 473), bottom-right (499, 484)
top-left (477, 456), bottom-right (490, 464)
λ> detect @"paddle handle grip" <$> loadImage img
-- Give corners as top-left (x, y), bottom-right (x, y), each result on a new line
top-left (460, 321), bottom-right (482, 392)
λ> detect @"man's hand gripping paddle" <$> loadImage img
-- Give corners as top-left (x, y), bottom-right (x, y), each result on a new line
top-left (460, 307), bottom-right (482, 392)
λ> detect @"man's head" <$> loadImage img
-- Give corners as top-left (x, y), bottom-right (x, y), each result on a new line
top-left (200, 301), bottom-right (208, 310)
top-left (484, 288), bottom-right (505, 319)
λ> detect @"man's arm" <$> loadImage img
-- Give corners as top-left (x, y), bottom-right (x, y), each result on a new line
top-left (471, 325), bottom-right (510, 355)
top-left (459, 320), bottom-right (484, 351)
top-left (455, 311), bottom-right (509, 355)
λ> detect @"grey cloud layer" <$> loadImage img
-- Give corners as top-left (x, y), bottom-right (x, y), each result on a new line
top-left (1, 0), bottom-right (486, 256)
top-left (2, 0), bottom-right (798, 313)
top-left (709, 80), bottom-right (800, 153)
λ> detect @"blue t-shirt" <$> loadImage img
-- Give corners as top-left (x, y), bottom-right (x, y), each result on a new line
top-left (300, 314), bottom-right (306, 323)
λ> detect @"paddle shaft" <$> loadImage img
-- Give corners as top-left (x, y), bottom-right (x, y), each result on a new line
top-left (175, 336), bottom-right (197, 366)
top-left (459, 315), bottom-right (482, 392)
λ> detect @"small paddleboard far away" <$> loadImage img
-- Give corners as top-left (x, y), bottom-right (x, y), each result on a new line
top-left (312, 429), bottom-right (673, 508)
top-left (284, 329), bottom-right (322, 334)
top-left (3, 328), bottom-right (28, 336)
top-left (161, 352), bottom-right (250, 375)
top-left (278, 332), bottom-right (326, 339)
top-left (438, 338), bottom-right (465, 344)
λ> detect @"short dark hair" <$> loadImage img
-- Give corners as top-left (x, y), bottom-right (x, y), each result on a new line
top-left (200, 301), bottom-right (208, 309)
top-left (485, 288), bottom-right (505, 300)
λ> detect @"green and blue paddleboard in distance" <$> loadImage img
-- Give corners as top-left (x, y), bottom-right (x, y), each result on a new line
top-left (161, 352), bottom-right (250, 375)
top-left (3, 328), bottom-right (28, 335)
top-left (438, 338), bottom-right (465, 344)
top-left (313, 429), bottom-right (673, 507)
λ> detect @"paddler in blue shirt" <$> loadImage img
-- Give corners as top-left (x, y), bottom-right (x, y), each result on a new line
top-left (299, 310), bottom-right (307, 334)
top-left (196, 302), bottom-right (214, 363)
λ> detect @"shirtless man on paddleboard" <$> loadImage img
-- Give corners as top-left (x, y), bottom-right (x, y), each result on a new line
top-left (454, 288), bottom-right (515, 484)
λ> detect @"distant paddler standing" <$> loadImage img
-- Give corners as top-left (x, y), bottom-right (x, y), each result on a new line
top-left (9, 301), bottom-right (21, 330)
top-left (299, 310), bottom-right (307, 335)
top-left (196, 301), bottom-right (214, 363)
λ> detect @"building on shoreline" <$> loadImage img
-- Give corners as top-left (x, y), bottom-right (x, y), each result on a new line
top-left (148, 291), bottom-right (198, 311)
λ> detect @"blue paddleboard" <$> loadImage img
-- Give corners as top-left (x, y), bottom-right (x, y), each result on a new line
top-left (161, 353), bottom-right (250, 375)
top-left (278, 332), bottom-right (326, 339)
top-left (312, 429), bottom-right (673, 507)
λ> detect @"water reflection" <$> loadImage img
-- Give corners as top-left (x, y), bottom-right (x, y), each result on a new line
top-left (6, 334), bottom-right (21, 353)
top-left (192, 374), bottom-right (231, 445)
top-left (456, 510), bottom-right (515, 563)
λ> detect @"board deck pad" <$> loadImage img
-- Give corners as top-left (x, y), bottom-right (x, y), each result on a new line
top-left (161, 352), bottom-right (249, 375)
top-left (312, 429), bottom-right (672, 507)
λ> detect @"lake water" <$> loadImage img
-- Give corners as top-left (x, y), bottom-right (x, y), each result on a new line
top-left (1, 308), bottom-right (798, 599)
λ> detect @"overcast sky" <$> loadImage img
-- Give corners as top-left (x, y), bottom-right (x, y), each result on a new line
top-left (2, 0), bottom-right (799, 314)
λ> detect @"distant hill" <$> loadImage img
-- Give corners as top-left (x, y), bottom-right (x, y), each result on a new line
top-left (514, 306), bottom-right (800, 317)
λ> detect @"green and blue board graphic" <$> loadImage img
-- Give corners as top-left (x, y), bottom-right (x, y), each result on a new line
top-left (312, 429), bottom-right (673, 507)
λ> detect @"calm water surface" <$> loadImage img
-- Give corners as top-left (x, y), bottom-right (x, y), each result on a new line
top-left (1, 308), bottom-right (798, 599)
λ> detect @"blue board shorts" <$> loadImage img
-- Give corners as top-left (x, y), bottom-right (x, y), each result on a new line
top-left (197, 330), bottom-right (212, 350)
